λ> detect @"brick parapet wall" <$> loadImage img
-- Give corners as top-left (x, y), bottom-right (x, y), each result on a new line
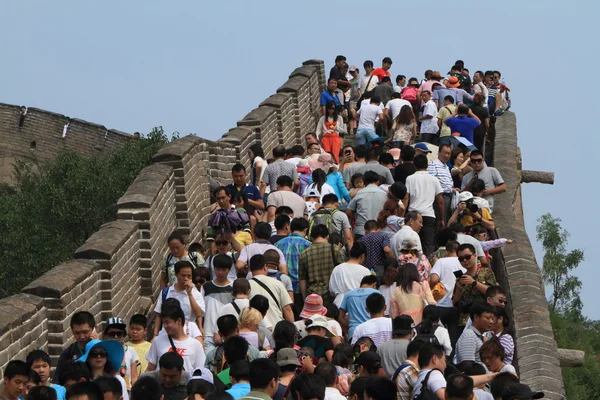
top-left (491, 112), bottom-right (565, 399)
top-left (0, 60), bottom-right (325, 374)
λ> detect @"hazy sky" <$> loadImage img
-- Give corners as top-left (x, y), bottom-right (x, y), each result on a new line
top-left (2, 1), bottom-right (598, 318)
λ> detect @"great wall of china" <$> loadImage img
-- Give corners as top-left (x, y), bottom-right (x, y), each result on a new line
top-left (0, 59), bottom-right (566, 399)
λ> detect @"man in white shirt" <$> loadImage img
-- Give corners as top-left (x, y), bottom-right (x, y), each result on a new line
top-left (351, 293), bottom-right (392, 347)
top-left (314, 362), bottom-right (346, 400)
top-left (429, 240), bottom-right (465, 348)
top-left (329, 241), bottom-right (370, 307)
top-left (359, 60), bottom-right (378, 94)
top-left (147, 305), bottom-right (206, 373)
top-left (406, 154), bottom-right (444, 256)
top-left (384, 92), bottom-right (412, 120)
top-left (418, 91), bottom-right (438, 144)
top-left (427, 144), bottom-right (454, 223)
top-left (390, 211), bottom-right (423, 258)
top-left (153, 261), bottom-right (205, 338)
top-left (356, 96), bottom-right (385, 146)
top-left (472, 71), bottom-right (489, 109)
top-left (412, 344), bottom-right (447, 399)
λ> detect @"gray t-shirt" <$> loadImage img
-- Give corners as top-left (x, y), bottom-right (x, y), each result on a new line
top-left (320, 207), bottom-right (352, 234)
top-left (356, 161), bottom-right (394, 185)
top-left (347, 185), bottom-right (388, 236)
top-left (266, 190), bottom-right (307, 219)
top-left (377, 339), bottom-right (410, 377)
top-left (343, 161), bottom-right (366, 184)
top-left (262, 159), bottom-right (299, 191)
top-left (461, 167), bottom-right (504, 211)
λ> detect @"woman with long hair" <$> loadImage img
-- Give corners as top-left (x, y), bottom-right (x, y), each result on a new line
top-left (390, 263), bottom-right (436, 324)
top-left (377, 199), bottom-right (404, 235)
top-left (303, 168), bottom-right (335, 201)
top-left (492, 306), bottom-right (514, 365)
top-left (448, 147), bottom-right (469, 188)
top-left (389, 105), bottom-right (417, 148)
top-left (379, 258), bottom-right (399, 317)
top-left (248, 143), bottom-right (267, 188)
top-left (316, 101), bottom-right (346, 163)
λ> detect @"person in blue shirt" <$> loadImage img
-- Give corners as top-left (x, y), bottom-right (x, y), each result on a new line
top-left (226, 163), bottom-right (264, 212)
top-left (226, 361), bottom-right (251, 399)
top-left (338, 275), bottom-right (379, 339)
top-left (320, 78), bottom-right (342, 115)
top-left (444, 104), bottom-right (481, 144)
top-left (26, 350), bottom-right (67, 400)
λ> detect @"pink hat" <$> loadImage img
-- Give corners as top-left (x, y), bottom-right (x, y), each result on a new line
top-left (300, 294), bottom-right (327, 319)
top-left (308, 153), bottom-right (337, 172)
top-left (388, 148), bottom-right (401, 160)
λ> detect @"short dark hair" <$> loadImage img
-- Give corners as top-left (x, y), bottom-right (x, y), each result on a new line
top-left (217, 314), bottom-right (239, 337)
top-left (71, 311), bottom-right (95, 329)
top-left (66, 382), bottom-right (104, 400)
top-left (379, 152), bottom-right (394, 165)
top-left (381, 76), bottom-right (391, 84)
top-left (249, 295), bottom-right (269, 317)
top-left (274, 214), bottom-right (291, 231)
top-left (435, 228), bottom-right (457, 248)
top-left (276, 175), bottom-right (293, 188)
top-left (404, 211), bottom-right (420, 224)
top-left (224, 336), bottom-right (250, 364)
top-left (446, 374), bottom-right (473, 399)
top-left (363, 60), bottom-right (374, 69)
top-left (59, 361), bottom-right (92, 386)
top-left (457, 104), bottom-right (470, 114)
top-left (490, 372), bottom-right (519, 399)
top-left (129, 314), bottom-right (147, 328)
top-left (229, 360), bottom-right (250, 382)
top-left (366, 293), bottom-right (385, 314)
top-left (168, 231), bottom-right (186, 245)
top-left (400, 145), bottom-right (415, 161)
top-left (348, 376), bottom-right (370, 399)
top-left (457, 243), bottom-right (476, 255)
top-left (264, 249), bottom-right (280, 266)
top-left (94, 376), bottom-right (123, 397)
top-left (249, 254), bottom-right (266, 272)
top-left (396, 74), bottom-right (406, 83)
top-left (174, 260), bottom-right (194, 275)
top-left (232, 163), bottom-right (246, 173)
top-left (360, 275), bottom-right (378, 287)
top-left (314, 362), bottom-right (337, 386)
top-left (131, 376), bottom-right (163, 400)
top-left (27, 386), bottom-right (57, 400)
top-left (364, 220), bottom-right (379, 232)
top-left (382, 57), bottom-right (392, 64)
top-left (471, 179), bottom-right (486, 194)
top-left (159, 352), bottom-right (184, 371)
top-left (365, 376), bottom-right (397, 400)
top-left (486, 286), bottom-right (506, 299)
top-left (470, 149), bottom-right (483, 158)
top-left (446, 240), bottom-right (460, 253)
top-left (292, 145), bottom-right (305, 156)
top-left (4, 360), bottom-right (30, 381)
top-left (406, 338), bottom-right (426, 358)
top-left (187, 380), bottom-right (216, 398)
top-left (335, 55), bottom-right (346, 63)
top-left (363, 171), bottom-right (379, 185)
top-left (354, 145), bottom-right (368, 159)
top-left (290, 217), bottom-right (309, 232)
top-left (310, 224), bottom-right (330, 240)
top-left (439, 143), bottom-right (452, 153)
top-left (444, 95), bottom-right (455, 103)
top-left (388, 182), bottom-right (407, 201)
top-left (213, 254), bottom-right (233, 270)
top-left (26, 350), bottom-right (51, 367)
top-left (232, 278), bottom-right (251, 296)
top-left (469, 300), bottom-right (494, 320)
top-left (456, 360), bottom-right (486, 376)
top-left (213, 186), bottom-right (230, 199)
top-left (349, 241), bottom-right (367, 258)
top-left (413, 154), bottom-right (429, 169)
top-left (288, 372), bottom-right (326, 400)
top-left (248, 359), bottom-right (280, 390)
top-left (161, 305), bottom-right (185, 325)
top-left (276, 206), bottom-right (294, 216)
top-left (254, 222), bottom-right (272, 240)
top-left (273, 145), bottom-right (286, 158)
top-left (417, 344), bottom-right (445, 368)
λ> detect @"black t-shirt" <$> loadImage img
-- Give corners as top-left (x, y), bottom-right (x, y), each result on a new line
top-left (470, 105), bottom-right (489, 138)
top-left (269, 234), bottom-right (288, 245)
top-left (297, 335), bottom-right (334, 359)
top-left (394, 163), bottom-right (417, 184)
top-left (329, 65), bottom-right (342, 80)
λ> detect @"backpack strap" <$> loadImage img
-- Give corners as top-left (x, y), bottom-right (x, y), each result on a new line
top-left (252, 277), bottom-right (281, 309)
top-left (231, 300), bottom-right (241, 315)
top-left (330, 243), bottom-right (338, 267)
top-left (391, 362), bottom-right (411, 382)
top-left (161, 287), bottom-right (170, 302)
top-left (421, 368), bottom-right (440, 389)
top-left (167, 336), bottom-right (178, 358)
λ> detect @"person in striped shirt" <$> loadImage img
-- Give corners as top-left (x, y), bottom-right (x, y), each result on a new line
top-left (427, 143), bottom-right (454, 224)
top-left (350, 293), bottom-right (392, 347)
top-left (455, 301), bottom-right (495, 364)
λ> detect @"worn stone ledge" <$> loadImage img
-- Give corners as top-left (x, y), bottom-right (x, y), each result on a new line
top-left (73, 220), bottom-right (139, 260)
top-left (22, 260), bottom-right (99, 298)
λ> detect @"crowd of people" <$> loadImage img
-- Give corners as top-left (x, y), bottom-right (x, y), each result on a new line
top-left (2, 57), bottom-right (544, 400)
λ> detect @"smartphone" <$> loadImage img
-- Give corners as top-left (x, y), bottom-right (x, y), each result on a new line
top-left (453, 270), bottom-right (464, 278)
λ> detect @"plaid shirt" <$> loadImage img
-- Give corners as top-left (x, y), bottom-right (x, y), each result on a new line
top-left (298, 242), bottom-right (345, 298)
top-left (397, 360), bottom-right (419, 400)
top-left (275, 233), bottom-right (311, 293)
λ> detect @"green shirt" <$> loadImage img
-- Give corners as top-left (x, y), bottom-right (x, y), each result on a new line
top-left (238, 390), bottom-right (273, 400)
top-left (217, 368), bottom-right (231, 386)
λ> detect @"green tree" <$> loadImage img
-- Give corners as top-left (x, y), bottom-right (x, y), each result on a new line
top-left (536, 213), bottom-right (584, 315)
top-left (0, 127), bottom-right (173, 297)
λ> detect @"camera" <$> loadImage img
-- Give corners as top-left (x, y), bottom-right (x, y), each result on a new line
top-left (467, 202), bottom-right (479, 213)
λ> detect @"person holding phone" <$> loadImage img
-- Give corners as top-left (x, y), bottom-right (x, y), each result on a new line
top-left (429, 240), bottom-right (466, 348)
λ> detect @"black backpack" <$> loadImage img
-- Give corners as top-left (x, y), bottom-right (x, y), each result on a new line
top-left (414, 324), bottom-right (440, 346)
top-left (414, 369), bottom-right (442, 400)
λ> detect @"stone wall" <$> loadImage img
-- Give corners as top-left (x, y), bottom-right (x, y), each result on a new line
top-left (0, 103), bottom-right (131, 184)
top-left (491, 112), bottom-right (565, 399)
top-left (0, 60), bottom-right (325, 374)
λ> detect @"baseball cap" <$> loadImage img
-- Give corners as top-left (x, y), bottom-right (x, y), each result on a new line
top-left (104, 317), bottom-right (126, 333)
top-left (306, 188), bottom-right (321, 198)
top-left (356, 351), bottom-right (382, 370)
top-left (392, 315), bottom-right (414, 336)
top-left (458, 191), bottom-right (474, 202)
top-left (414, 143), bottom-right (431, 153)
top-left (305, 315), bottom-right (336, 337)
top-left (502, 383), bottom-right (544, 400)
top-left (349, 65), bottom-right (357, 72)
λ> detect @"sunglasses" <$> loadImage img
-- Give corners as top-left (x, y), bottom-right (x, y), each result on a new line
top-left (471, 158), bottom-right (484, 164)
top-left (194, 279), bottom-right (206, 285)
top-left (344, 150), bottom-right (353, 154)
top-left (458, 254), bottom-right (473, 262)
top-left (106, 331), bottom-right (125, 338)
top-left (492, 297), bottom-right (507, 304)
top-left (89, 351), bottom-right (108, 358)
top-left (215, 240), bottom-right (229, 246)
top-left (400, 249), bottom-right (418, 254)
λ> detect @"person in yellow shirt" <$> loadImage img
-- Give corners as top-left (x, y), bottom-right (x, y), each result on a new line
top-left (448, 191), bottom-right (495, 231)
top-left (126, 314), bottom-right (152, 376)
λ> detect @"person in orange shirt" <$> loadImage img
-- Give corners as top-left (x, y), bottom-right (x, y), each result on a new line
top-left (371, 57), bottom-right (393, 82)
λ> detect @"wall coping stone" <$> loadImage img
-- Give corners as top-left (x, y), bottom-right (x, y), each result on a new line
top-left (22, 260), bottom-right (100, 298)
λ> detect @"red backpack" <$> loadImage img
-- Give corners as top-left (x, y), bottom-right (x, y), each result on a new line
top-left (401, 87), bottom-right (418, 102)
